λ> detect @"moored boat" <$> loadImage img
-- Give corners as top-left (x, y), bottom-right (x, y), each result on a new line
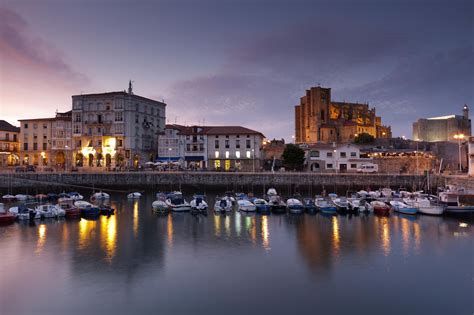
top-left (238, 199), bottom-right (257, 212)
top-left (371, 201), bottom-right (390, 216)
top-left (67, 192), bottom-right (84, 200)
top-left (253, 198), bottom-right (271, 214)
top-left (333, 197), bottom-right (350, 213)
top-left (417, 198), bottom-right (444, 215)
top-left (152, 193), bottom-right (169, 213)
top-left (0, 203), bottom-right (16, 225)
top-left (390, 200), bottom-right (418, 215)
top-left (74, 201), bottom-right (100, 217)
top-left (127, 192), bottom-right (142, 199)
top-left (315, 198), bottom-right (337, 214)
top-left (268, 195), bottom-right (286, 214)
top-left (2, 194), bottom-right (16, 202)
top-left (35, 204), bottom-right (65, 219)
top-left (8, 205), bottom-right (39, 220)
top-left (287, 198), bottom-right (304, 214)
top-left (190, 195), bottom-right (208, 214)
top-left (91, 191), bottom-right (110, 201)
top-left (58, 197), bottom-right (81, 218)
top-left (347, 198), bottom-right (362, 212)
top-left (166, 192), bottom-right (191, 212)
top-left (303, 198), bottom-right (317, 213)
top-left (214, 197), bottom-right (233, 213)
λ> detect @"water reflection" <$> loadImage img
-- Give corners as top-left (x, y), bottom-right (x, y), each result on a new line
top-left (36, 224), bottom-right (47, 254)
top-left (214, 214), bottom-right (221, 237)
top-left (78, 218), bottom-right (97, 251)
top-left (100, 215), bottom-right (117, 263)
top-left (331, 216), bottom-right (340, 255)
top-left (133, 200), bottom-right (139, 238)
top-left (224, 215), bottom-right (231, 237)
top-left (261, 215), bottom-right (270, 250)
top-left (167, 214), bottom-right (174, 247)
top-left (235, 212), bottom-right (241, 237)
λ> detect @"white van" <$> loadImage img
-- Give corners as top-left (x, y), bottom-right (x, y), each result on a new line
top-left (357, 163), bottom-right (378, 173)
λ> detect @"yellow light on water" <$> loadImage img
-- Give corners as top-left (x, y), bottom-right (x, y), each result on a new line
top-left (332, 216), bottom-right (340, 254)
top-left (100, 215), bottom-right (117, 263)
top-left (133, 200), bottom-right (139, 237)
top-left (235, 212), bottom-right (241, 237)
top-left (78, 218), bottom-right (97, 251)
top-left (261, 215), bottom-right (270, 250)
top-left (214, 214), bottom-right (221, 237)
top-left (36, 224), bottom-right (47, 254)
top-left (459, 222), bottom-right (468, 228)
top-left (224, 215), bottom-right (231, 237)
top-left (167, 214), bottom-right (174, 247)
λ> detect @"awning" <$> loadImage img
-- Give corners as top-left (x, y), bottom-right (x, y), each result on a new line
top-left (185, 156), bottom-right (204, 161)
top-left (156, 157), bottom-right (180, 162)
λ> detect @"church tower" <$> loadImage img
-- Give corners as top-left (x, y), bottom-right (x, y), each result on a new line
top-left (463, 104), bottom-right (469, 119)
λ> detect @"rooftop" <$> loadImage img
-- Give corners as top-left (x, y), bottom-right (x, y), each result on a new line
top-left (165, 124), bottom-right (264, 137)
top-left (0, 120), bottom-right (20, 133)
top-left (72, 91), bottom-right (166, 106)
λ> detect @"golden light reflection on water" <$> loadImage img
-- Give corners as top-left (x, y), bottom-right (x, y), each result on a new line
top-left (332, 216), bottom-right (340, 254)
top-left (235, 212), bottom-right (241, 237)
top-left (413, 222), bottom-right (421, 254)
top-left (401, 218), bottom-right (410, 256)
top-left (214, 215), bottom-right (221, 237)
top-left (36, 224), bottom-right (47, 254)
top-left (78, 218), bottom-right (97, 251)
top-left (224, 215), bottom-right (231, 237)
top-left (61, 222), bottom-right (69, 250)
top-left (261, 215), bottom-right (270, 250)
top-left (251, 216), bottom-right (256, 245)
top-left (381, 217), bottom-right (391, 257)
top-left (100, 215), bottom-right (117, 263)
top-left (167, 214), bottom-right (173, 246)
top-left (133, 200), bottom-right (139, 238)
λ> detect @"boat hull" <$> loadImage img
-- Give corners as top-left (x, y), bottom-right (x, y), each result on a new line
top-left (0, 214), bottom-right (16, 225)
top-left (319, 206), bottom-right (337, 214)
top-left (395, 207), bottom-right (418, 215)
top-left (288, 206), bottom-right (304, 214)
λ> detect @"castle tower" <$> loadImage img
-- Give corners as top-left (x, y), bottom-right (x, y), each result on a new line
top-left (463, 104), bottom-right (469, 119)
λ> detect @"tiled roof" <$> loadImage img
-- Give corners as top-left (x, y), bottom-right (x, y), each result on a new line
top-left (0, 120), bottom-right (20, 132)
top-left (165, 124), bottom-right (264, 137)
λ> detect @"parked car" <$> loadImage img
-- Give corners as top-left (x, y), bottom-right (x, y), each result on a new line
top-left (357, 163), bottom-right (378, 173)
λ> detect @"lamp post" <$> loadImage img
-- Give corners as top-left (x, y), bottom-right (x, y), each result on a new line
top-left (65, 145), bottom-right (69, 173)
top-left (454, 133), bottom-right (465, 172)
top-left (168, 147), bottom-right (172, 173)
top-left (252, 148), bottom-right (255, 173)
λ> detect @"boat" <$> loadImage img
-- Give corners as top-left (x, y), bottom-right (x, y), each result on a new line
top-left (286, 198), bottom-right (304, 214)
top-left (238, 199), bottom-right (257, 212)
top-left (67, 192), bottom-right (84, 200)
top-left (91, 192), bottom-right (110, 201)
top-left (2, 194), bottom-right (16, 202)
top-left (74, 200), bottom-right (100, 217)
top-left (35, 194), bottom-right (48, 201)
top-left (315, 198), bottom-right (337, 214)
top-left (390, 200), bottom-right (418, 215)
top-left (0, 203), bottom-right (16, 225)
top-left (58, 197), bottom-right (81, 218)
top-left (214, 197), bottom-right (233, 213)
top-left (235, 192), bottom-right (248, 200)
top-left (166, 192), bottom-right (191, 212)
top-left (333, 197), bottom-right (350, 213)
top-left (35, 204), bottom-right (65, 219)
top-left (438, 189), bottom-right (474, 216)
top-left (46, 193), bottom-right (59, 201)
top-left (417, 197), bottom-right (444, 215)
top-left (303, 198), bottom-right (317, 213)
top-left (127, 192), bottom-right (142, 199)
top-left (253, 198), bottom-right (271, 214)
top-left (97, 205), bottom-right (115, 215)
top-left (347, 198), bottom-right (363, 212)
top-left (224, 191), bottom-right (236, 204)
top-left (268, 195), bottom-right (287, 214)
top-left (15, 194), bottom-right (29, 201)
top-left (266, 188), bottom-right (277, 197)
top-left (370, 201), bottom-right (391, 215)
top-left (8, 205), bottom-right (39, 220)
top-left (190, 195), bottom-right (208, 214)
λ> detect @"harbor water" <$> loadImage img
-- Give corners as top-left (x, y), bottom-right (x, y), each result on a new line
top-left (0, 191), bottom-right (472, 315)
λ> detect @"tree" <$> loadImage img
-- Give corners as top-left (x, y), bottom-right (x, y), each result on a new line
top-left (282, 144), bottom-right (305, 170)
top-left (354, 133), bottom-right (375, 144)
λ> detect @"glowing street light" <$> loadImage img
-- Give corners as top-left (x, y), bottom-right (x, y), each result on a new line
top-left (454, 133), bottom-right (465, 172)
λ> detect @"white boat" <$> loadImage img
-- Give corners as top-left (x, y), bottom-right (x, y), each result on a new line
top-left (9, 205), bottom-right (39, 220)
top-left (390, 200), bottom-right (418, 215)
top-left (348, 198), bottom-right (363, 212)
top-left (416, 198), bottom-right (444, 215)
top-left (67, 192), bottom-right (84, 200)
top-left (15, 194), bottom-right (29, 201)
top-left (214, 198), bottom-right (233, 213)
top-left (127, 192), bottom-right (142, 199)
top-left (333, 197), bottom-right (350, 212)
top-left (266, 188), bottom-right (277, 197)
top-left (286, 198), bottom-right (304, 214)
top-left (237, 199), bottom-right (256, 212)
top-left (2, 194), bottom-right (16, 202)
top-left (166, 192), bottom-right (191, 212)
top-left (190, 195), bottom-right (208, 211)
top-left (152, 200), bottom-right (169, 212)
top-left (74, 200), bottom-right (94, 209)
top-left (35, 204), bottom-right (65, 218)
top-left (91, 192), bottom-right (110, 201)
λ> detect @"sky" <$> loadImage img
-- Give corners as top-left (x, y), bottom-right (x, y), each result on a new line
top-left (0, 0), bottom-right (472, 141)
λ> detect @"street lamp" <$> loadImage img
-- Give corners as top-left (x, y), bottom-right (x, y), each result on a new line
top-left (252, 148), bottom-right (255, 173)
top-left (168, 147), bottom-right (172, 173)
top-left (65, 145), bottom-right (69, 172)
top-left (454, 133), bottom-right (465, 172)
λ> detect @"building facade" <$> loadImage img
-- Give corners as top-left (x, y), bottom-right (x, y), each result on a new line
top-left (412, 105), bottom-right (471, 142)
top-left (469, 137), bottom-right (474, 176)
top-left (51, 111), bottom-right (72, 170)
top-left (18, 117), bottom-right (53, 167)
top-left (295, 86), bottom-right (391, 144)
top-left (305, 143), bottom-right (371, 172)
top-left (71, 82), bottom-right (166, 170)
top-left (0, 120), bottom-right (20, 167)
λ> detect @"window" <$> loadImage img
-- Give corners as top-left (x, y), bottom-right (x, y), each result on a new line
top-left (117, 139), bottom-right (123, 147)
top-left (225, 140), bottom-right (229, 148)
top-left (320, 109), bottom-right (325, 120)
top-left (115, 112), bottom-right (123, 121)
top-left (135, 114), bottom-right (139, 123)
top-left (215, 151), bottom-right (219, 158)
top-left (246, 139), bottom-right (251, 148)
top-left (186, 144), bottom-right (191, 151)
top-left (351, 163), bottom-right (357, 169)
top-left (214, 160), bottom-right (221, 169)
top-left (246, 151), bottom-right (251, 158)
top-left (327, 163), bottom-right (333, 168)
top-left (340, 152), bottom-right (346, 158)
top-left (33, 123), bottom-right (37, 129)
top-left (236, 140), bottom-right (240, 148)
top-left (24, 123), bottom-right (28, 129)
top-left (225, 151), bottom-right (229, 159)
top-left (24, 143), bottom-right (28, 150)
top-left (43, 124), bottom-right (47, 129)
top-left (327, 152), bottom-right (333, 157)
top-left (43, 143), bottom-right (47, 150)
top-left (97, 114), bottom-right (102, 123)
top-left (351, 152), bottom-right (357, 157)
top-left (310, 150), bottom-right (320, 157)
top-left (33, 143), bottom-right (38, 150)
top-left (236, 151), bottom-right (240, 158)
top-left (43, 135), bottom-right (47, 139)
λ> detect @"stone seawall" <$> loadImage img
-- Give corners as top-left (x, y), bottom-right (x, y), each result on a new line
top-left (0, 172), bottom-right (452, 193)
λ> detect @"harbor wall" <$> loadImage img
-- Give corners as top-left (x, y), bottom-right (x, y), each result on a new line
top-left (0, 172), bottom-right (456, 193)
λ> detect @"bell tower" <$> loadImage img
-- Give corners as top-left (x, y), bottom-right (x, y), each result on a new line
top-left (463, 104), bottom-right (469, 119)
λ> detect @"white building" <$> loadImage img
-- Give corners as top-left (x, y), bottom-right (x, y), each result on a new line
top-left (19, 117), bottom-right (53, 167)
top-left (71, 82), bottom-right (166, 170)
top-left (157, 124), bottom-right (185, 166)
top-left (469, 136), bottom-right (474, 176)
top-left (305, 143), bottom-right (371, 172)
top-left (51, 111), bottom-right (72, 170)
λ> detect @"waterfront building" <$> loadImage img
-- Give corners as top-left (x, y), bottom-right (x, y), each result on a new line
top-left (71, 82), bottom-right (166, 170)
top-left (469, 137), bottom-right (474, 176)
top-left (51, 111), bottom-right (72, 170)
top-left (157, 124), bottom-right (186, 166)
top-left (305, 143), bottom-right (370, 172)
top-left (294, 86), bottom-right (391, 144)
top-left (412, 105), bottom-right (471, 142)
top-left (18, 117), bottom-right (53, 167)
top-left (0, 120), bottom-right (20, 167)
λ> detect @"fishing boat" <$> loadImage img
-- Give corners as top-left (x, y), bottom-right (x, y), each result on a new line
top-left (370, 201), bottom-right (391, 215)
top-left (127, 192), bottom-right (142, 199)
top-left (333, 197), bottom-right (350, 213)
top-left (190, 195), bottom-right (208, 213)
top-left (214, 197), bottom-right (233, 213)
top-left (8, 205), bottom-right (39, 220)
top-left (0, 203), bottom-right (16, 225)
top-left (91, 192), bottom-right (110, 201)
top-left (315, 198), bottom-right (337, 214)
top-left (35, 204), bottom-right (65, 219)
top-left (287, 198), bottom-right (304, 214)
top-left (238, 199), bottom-right (257, 212)
top-left (390, 200), bottom-right (418, 215)
top-left (166, 192), bottom-right (191, 212)
top-left (253, 198), bottom-right (271, 214)
top-left (58, 197), bottom-right (81, 218)
top-left (347, 198), bottom-right (363, 212)
top-left (224, 191), bottom-right (236, 204)
top-left (74, 201), bottom-right (100, 217)
top-left (268, 195), bottom-right (287, 214)
top-left (417, 197), bottom-right (444, 215)
top-left (14, 194), bottom-right (29, 201)
top-left (303, 198), bottom-right (317, 213)
top-left (152, 193), bottom-right (169, 213)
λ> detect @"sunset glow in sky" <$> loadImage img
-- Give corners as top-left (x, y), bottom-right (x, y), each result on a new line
top-left (1, 0), bottom-right (472, 140)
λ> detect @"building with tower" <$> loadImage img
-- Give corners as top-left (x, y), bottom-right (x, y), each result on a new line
top-left (412, 105), bottom-right (471, 142)
top-left (71, 81), bottom-right (166, 170)
top-left (294, 86), bottom-right (391, 144)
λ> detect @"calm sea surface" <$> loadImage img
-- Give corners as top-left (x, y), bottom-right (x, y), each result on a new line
top-left (0, 192), bottom-right (472, 315)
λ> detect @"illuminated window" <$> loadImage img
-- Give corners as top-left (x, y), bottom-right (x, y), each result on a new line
top-left (215, 151), bottom-right (219, 158)
top-left (225, 151), bottom-right (229, 159)
top-left (236, 151), bottom-right (240, 158)
top-left (214, 160), bottom-right (221, 169)
top-left (225, 160), bottom-right (231, 171)
top-left (246, 151), bottom-right (251, 158)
